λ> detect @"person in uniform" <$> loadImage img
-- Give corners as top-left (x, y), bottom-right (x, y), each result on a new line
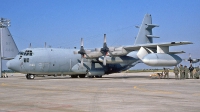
top-left (196, 66), bottom-right (199, 73)
top-left (184, 66), bottom-right (189, 79)
top-left (189, 65), bottom-right (194, 79)
top-left (173, 65), bottom-right (179, 79)
top-left (195, 66), bottom-right (199, 79)
top-left (179, 64), bottom-right (184, 79)
top-left (193, 68), bottom-right (197, 79)
top-left (164, 68), bottom-right (169, 79)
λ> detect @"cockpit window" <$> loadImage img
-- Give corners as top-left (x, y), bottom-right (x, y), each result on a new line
top-left (18, 52), bottom-right (24, 55)
top-left (19, 50), bottom-right (33, 56)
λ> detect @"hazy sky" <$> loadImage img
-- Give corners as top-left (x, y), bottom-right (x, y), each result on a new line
top-left (1, 0), bottom-right (200, 69)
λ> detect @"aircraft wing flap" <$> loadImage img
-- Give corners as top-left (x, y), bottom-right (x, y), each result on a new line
top-left (124, 41), bottom-right (193, 51)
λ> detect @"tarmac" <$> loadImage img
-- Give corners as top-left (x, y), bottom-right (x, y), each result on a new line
top-left (0, 72), bottom-right (200, 112)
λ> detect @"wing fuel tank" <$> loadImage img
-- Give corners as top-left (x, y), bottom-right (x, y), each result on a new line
top-left (142, 53), bottom-right (182, 66)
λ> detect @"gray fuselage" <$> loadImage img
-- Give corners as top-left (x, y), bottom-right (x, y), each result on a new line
top-left (7, 48), bottom-right (139, 76)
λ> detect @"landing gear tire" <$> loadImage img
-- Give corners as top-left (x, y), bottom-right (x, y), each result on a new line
top-left (95, 75), bottom-right (102, 78)
top-left (71, 75), bottom-right (78, 78)
top-left (26, 74), bottom-right (35, 80)
top-left (79, 74), bottom-right (86, 78)
top-left (29, 74), bottom-right (35, 79)
top-left (88, 76), bottom-right (94, 78)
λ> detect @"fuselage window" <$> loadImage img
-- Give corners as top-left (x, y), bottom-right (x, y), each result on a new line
top-left (24, 58), bottom-right (26, 62)
top-left (24, 58), bottom-right (29, 63)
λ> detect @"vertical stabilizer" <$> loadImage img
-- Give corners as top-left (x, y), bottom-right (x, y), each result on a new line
top-left (0, 18), bottom-right (18, 59)
top-left (134, 14), bottom-right (159, 45)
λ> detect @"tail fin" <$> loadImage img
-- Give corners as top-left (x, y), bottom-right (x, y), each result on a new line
top-left (0, 18), bottom-right (18, 60)
top-left (134, 14), bottom-right (159, 45)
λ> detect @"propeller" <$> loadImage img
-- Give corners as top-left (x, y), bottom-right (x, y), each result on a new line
top-left (188, 53), bottom-right (192, 63)
top-left (78, 38), bottom-right (86, 67)
top-left (100, 34), bottom-right (110, 66)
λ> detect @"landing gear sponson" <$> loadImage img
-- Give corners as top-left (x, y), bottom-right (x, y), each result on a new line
top-left (70, 74), bottom-right (102, 78)
top-left (25, 74), bottom-right (102, 79)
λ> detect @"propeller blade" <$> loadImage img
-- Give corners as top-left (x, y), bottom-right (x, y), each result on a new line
top-left (189, 53), bottom-right (191, 58)
top-left (81, 38), bottom-right (83, 47)
top-left (81, 55), bottom-right (84, 67)
top-left (104, 34), bottom-right (106, 43)
top-left (188, 53), bottom-right (193, 63)
top-left (108, 50), bottom-right (113, 57)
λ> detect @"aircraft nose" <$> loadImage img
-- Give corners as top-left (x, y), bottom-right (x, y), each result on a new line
top-left (6, 61), bottom-right (11, 69)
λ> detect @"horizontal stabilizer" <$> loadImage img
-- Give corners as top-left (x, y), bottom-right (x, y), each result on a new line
top-left (124, 41), bottom-right (193, 51)
top-left (145, 24), bottom-right (159, 29)
top-left (169, 51), bottom-right (185, 54)
top-left (146, 35), bottom-right (159, 38)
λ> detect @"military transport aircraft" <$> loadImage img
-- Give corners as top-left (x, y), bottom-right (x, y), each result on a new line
top-left (6, 14), bottom-right (192, 79)
top-left (186, 53), bottom-right (200, 64)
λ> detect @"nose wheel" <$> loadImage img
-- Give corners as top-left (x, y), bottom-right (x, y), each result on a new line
top-left (26, 74), bottom-right (35, 79)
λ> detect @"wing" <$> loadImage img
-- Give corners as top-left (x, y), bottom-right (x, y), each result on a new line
top-left (124, 41), bottom-right (193, 53)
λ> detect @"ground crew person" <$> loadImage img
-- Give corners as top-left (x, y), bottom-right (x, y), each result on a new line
top-left (173, 65), bottom-right (179, 79)
top-left (193, 68), bottom-right (198, 79)
top-left (184, 66), bottom-right (189, 79)
top-left (163, 68), bottom-right (169, 79)
top-left (189, 65), bottom-right (194, 79)
top-left (179, 64), bottom-right (184, 79)
top-left (195, 66), bottom-right (199, 79)
top-left (196, 66), bottom-right (199, 73)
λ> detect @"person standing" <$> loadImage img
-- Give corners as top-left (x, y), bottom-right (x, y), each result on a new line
top-left (164, 68), bottom-right (169, 79)
top-left (196, 66), bottom-right (199, 73)
top-left (184, 66), bottom-right (189, 79)
top-left (179, 64), bottom-right (184, 79)
top-left (173, 65), bottom-right (179, 79)
top-left (189, 65), bottom-right (194, 79)
top-left (195, 66), bottom-right (199, 79)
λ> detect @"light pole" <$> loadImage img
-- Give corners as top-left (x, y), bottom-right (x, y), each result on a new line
top-left (0, 18), bottom-right (10, 78)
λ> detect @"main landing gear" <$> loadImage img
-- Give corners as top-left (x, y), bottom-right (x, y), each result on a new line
top-left (26, 74), bottom-right (35, 79)
top-left (70, 74), bottom-right (86, 78)
top-left (70, 74), bottom-right (102, 78)
top-left (88, 75), bottom-right (102, 78)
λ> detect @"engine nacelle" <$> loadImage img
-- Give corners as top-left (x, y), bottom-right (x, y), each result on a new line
top-left (86, 51), bottom-right (103, 59)
top-left (98, 56), bottom-right (136, 64)
top-left (110, 47), bottom-right (128, 56)
top-left (142, 53), bottom-right (182, 66)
